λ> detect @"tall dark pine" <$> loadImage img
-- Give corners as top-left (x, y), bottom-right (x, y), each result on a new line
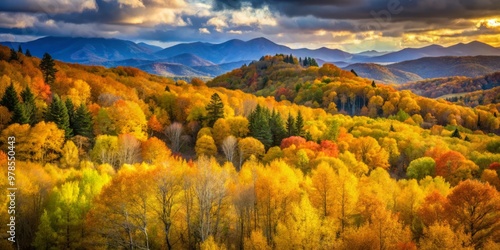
top-left (1, 82), bottom-right (19, 112)
top-left (21, 86), bottom-right (38, 125)
top-left (206, 93), bottom-right (224, 127)
top-left (295, 111), bottom-right (305, 137)
top-left (40, 53), bottom-right (57, 85)
top-left (25, 49), bottom-right (32, 57)
top-left (269, 110), bottom-right (287, 146)
top-left (17, 45), bottom-right (23, 54)
top-left (451, 128), bottom-right (461, 139)
top-left (249, 105), bottom-right (272, 149)
top-left (11, 103), bottom-right (29, 124)
top-left (9, 49), bottom-right (18, 62)
top-left (371, 80), bottom-right (377, 88)
top-left (46, 95), bottom-right (72, 138)
top-left (286, 113), bottom-right (296, 137)
top-left (65, 98), bottom-right (75, 129)
top-left (73, 104), bottom-right (93, 139)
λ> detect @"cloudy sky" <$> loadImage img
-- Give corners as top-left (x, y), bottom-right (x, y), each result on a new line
top-left (0, 0), bottom-right (499, 52)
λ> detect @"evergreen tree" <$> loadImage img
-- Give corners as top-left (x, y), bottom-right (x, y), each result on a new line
top-left (269, 110), bottom-right (287, 146)
top-left (40, 52), bottom-right (57, 85)
top-left (451, 128), bottom-right (461, 139)
top-left (11, 103), bottom-right (29, 124)
top-left (286, 113), bottom-right (296, 137)
top-left (464, 135), bottom-right (471, 142)
top-left (73, 104), bottom-right (94, 139)
top-left (1, 82), bottom-right (19, 112)
top-left (65, 98), bottom-right (75, 129)
top-left (295, 110), bottom-right (305, 137)
top-left (25, 49), bottom-right (32, 57)
top-left (310, 58), bottom-right (318, 67)
top-left (17, 45), bottom-right (23, 54)
top-left (249, 105), bottom-right (272, 149)
top-left (21, 86), bottom-right (38, 125)
top-left (9, 48), bottom-right (18, 61)
top-left (351, 69), bottom-right (358, 77)
top-left (46, 95), bottom-right (73, 138)
top-left (206, 93), bottom-right (224, 127)
top-left (371, 80), bottom-right (377, 88)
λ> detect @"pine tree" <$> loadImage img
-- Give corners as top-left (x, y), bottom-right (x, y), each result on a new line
top-left (46, 95), bottom-right (73, 138)
top-left (9, 48), bottom-right (18, 62)
top-left (17, 45), bottom-right (23, 54)
top-left (65, 98), bottom-right (75, 129)
top-left (249, 105), bottom-right (272, 149)
top-left (269, 110), bottom-right (287, 146)
top-left (371, 80), bottom-right (377, 88)
top-left (311, 58), bottom-right (318, 67)
top-left (25, 49), bottom-right (32, 57)
top-left (451, 128), bottom-right (461, 139)
top-left (206, 93), bottom-right (224, 127)
top-left (40, 52), bottom-right (57, 85)
top-left (295, 111), bottom-right (305, 137)
top-left (286, 113), bottom-right (296, 136)
top-left (21, 86), bottom-right (38, 125)
top-left (11, 103), bottom-right (29, 124)
top-left (1, 82), bottom-right (19, 112)
top-left (73, 104), bottom-right (93, 139)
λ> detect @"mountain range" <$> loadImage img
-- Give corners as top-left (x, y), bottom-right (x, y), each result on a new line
top-left (3, 36), bottom-right (500, 79)
top-left (346, 56), bottom-right (500, 84)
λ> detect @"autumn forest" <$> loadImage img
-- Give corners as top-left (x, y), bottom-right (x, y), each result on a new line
top-left (1, 44), bottom-right (500, 250)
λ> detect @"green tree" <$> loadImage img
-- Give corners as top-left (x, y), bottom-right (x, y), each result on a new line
top-left (17, 45), bottom-right (23, 54)
top-left (46, 95), bottom-right (73, 138)
top-left (206, 93), bottom-right (224, 127)
top-left (249, 105), bottom-right (272, 149)
top-left (406, 157), bottom-right (436, 180)
top-left (286, 113), bottom-right (297, 137)
top-left (65, 98), bottom-right (75, 129)
top-left (33, 210), bottom-right (57, 250)
top-left (25, 49), bottom-right (32, 57)
top-left (11, 102), bottom-right (29, 124)
top-left (1, 82), bottom-right (19, 112)
top-left (9, 48), bottom-right (18, 61)
top-left (269, 110), bottom-right (287, 146)
top-left (295, 111), bottom-right (304, 137)
top-left (451, 128), bottom-right (461, 139)
top-left (73, 104), bottom-right (94, 139)
top-left (21, 86), bottom-right (38, 125)
top-left (40, 52), bottom-right (57, 85)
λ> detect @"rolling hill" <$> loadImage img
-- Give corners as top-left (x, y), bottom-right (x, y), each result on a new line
top-left (345, 56), bottom-right (500, 84)
top-left (397, 72), bottom-right (500, 99)
top-left (364, 41), bottom-right (500, 63)
top-left (346, 63), bottom-right (422, 84)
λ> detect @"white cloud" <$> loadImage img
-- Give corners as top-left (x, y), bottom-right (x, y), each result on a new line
top-left (207, 16), bottom-right (228, 32)
top-left (227, 30), bottom-right (242, 34)
top-left (0, 13), bottom-right (37, 28)
top-left (199, 27), bottom-right (210, 34)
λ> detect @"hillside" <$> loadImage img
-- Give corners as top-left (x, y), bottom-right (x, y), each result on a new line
top-left (365, 41), bottom-right (500, 63)
top-left (1, 46), bottom-right (500, 249)
top-left (388, 56), bottom-right (500, 79)
top-left (346, 63), bottom-right (423, 84)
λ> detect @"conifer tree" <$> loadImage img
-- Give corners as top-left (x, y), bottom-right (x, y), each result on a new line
top-left (40, 52), bottom-right (57, 85)
top-left (295, 110), bottom-right (305, 137)
top-left (249, 105), bottom-right (272, 149)
top-left (25, 49), bottom-right (32, 57)
top-left (372, 80), bottom-right (377, 88)
top-left (286, 113), bottom-right (296, 136)
top-left (206, 93), bottom-right (224, 127)
top-left (46, 94), bottom-right (73, 138)
top-left (73, 104), bottom-right (94, 139)
top-left (9, 48), bottom-right (18, 62)
top-left (21, 86), bottom-right (38, 125)
top-left (65, 98), bottom-right (75, 128)
top-left (269, 110), bottom-right (287, 146)
top-left (451, 128), bottom-right (461, 139)
top-left (11, 103), bottom-right (29, 124)
top-left (17, 45), bottom-right (23, 54)
top-left (1, 82), bottom-right (19, 112)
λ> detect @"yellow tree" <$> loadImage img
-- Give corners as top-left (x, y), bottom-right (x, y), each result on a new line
top-left (60, 140), bottom-right (79, 168)
top-left (196, 135), bottom-right (217, 158)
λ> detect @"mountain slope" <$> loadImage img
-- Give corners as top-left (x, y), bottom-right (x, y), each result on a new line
top-left (387, 56), bottom-right (500, 79)
top-left (346, 63), bottom-right (422, 84)
top-left (397, 72), bottom-right (500, 99)
top-left (366, 41), bottom-right (500, 63)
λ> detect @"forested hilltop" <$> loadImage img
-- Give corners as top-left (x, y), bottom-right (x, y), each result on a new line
top-left (1, 45), bottom-right (500, 249)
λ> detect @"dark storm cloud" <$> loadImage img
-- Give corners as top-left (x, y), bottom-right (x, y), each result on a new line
top-left (212, 0), bottom-right (500, 21)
